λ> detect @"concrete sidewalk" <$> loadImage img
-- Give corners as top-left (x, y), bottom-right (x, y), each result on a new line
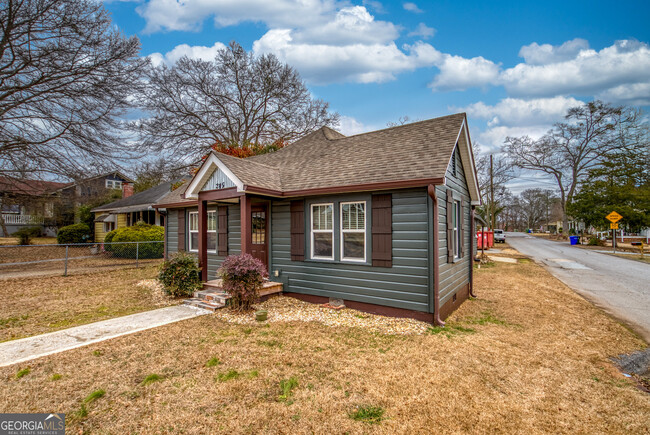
top-left (0, 305), bottom-right (210, 368)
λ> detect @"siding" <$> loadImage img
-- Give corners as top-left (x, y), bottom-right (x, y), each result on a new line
top-left (270, 189), bottom-right (430, 312)
top-left (436, 147), bottom-right (472, 306)
top-left (94, 213), bottom-right (127, 243)
top-left (165, 205), bottom-right (241, 279)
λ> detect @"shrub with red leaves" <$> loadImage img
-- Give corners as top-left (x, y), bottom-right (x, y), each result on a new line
top-left (217, 253), bottom-right (268, 310)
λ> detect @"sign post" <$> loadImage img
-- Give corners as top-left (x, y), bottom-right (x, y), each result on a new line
top-left (606, 211), bottom-right (623, 254)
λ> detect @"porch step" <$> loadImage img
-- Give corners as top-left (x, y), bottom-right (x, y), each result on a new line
top-left (183, 298), bottom-right (225, 312)
top-left (184, 280), bottom-right (284, 312)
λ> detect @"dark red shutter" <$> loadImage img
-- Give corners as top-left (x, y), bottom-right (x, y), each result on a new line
top-left (177, 209), bottom-right (186, 252)
top-left (460, 199), bottom-right (465, 258)
top-left (446, 190), bottom-right (454, 263)
top-left (290, 200), bottom-right (305, 261)
top-left (217, 206), bottom-right (228, 256)
top-left (371, 194), bottom-right (392, 267)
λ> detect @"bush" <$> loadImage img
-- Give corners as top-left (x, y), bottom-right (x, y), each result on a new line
top-left (588, 236), bottom-right (604, 246)
top-left (158, 252), bottom-right (202, 297)
top-left (106, 223), bottom-right (164, 258)
top-left (57, 223), bottom-right (92, 244)
top-left (217, 253), bottom-right (268, 311)
top-left (12, 226), bottom-right (41, 245)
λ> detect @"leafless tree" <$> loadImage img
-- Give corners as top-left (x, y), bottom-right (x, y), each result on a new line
top-left (0, 0), bottom-right (147, 180)
top-left (503, 101), bottom-right (631, 232)
top-left (134, 42), bottom-right (340, 167)
top-left (473, 143), bottom-right (514, 229)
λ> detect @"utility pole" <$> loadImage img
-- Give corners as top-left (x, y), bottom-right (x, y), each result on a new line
top-left (490, 154), bottom-right (495, 230)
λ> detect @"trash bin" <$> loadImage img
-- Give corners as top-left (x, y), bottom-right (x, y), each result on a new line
top-left (569, 236), bottom-right (579, 245)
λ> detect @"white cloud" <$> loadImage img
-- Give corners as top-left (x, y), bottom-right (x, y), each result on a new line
top-left (137, 0), bottom-right (333, 33)
top-left (518, 38), bottom-right (590, 65)
top-left (458, 96), bottom-right (582, 127)
top-left (253, 30), bottom-right (440, 84)
top-left (148, 42), bottom-right (227, 66)
top-left (294, 6), bottom-right (398, 46)
top-left (476, 125), bottom-right (550, 151)
top-left (501, 39), bottom-right (650, 98)
top-left (596, 82), bottom-right (650, 106)
top-left (362, 0), bottom-right (386, 14)
top-left (429, 54), bottom-right (500, 91)
top-left (403, 2), bottom-right (423, 13)
top-left (338, 116), bottom-right (375, 135)
top-left (408, 23), bottom-right (435, 39)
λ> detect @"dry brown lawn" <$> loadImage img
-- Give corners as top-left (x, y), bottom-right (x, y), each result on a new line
top-left (0, 237), bottom-right (58, 245)
top-left (0, 265), bottom-right (176, 342)
top-left (0, 260), bottom-right (648, 433)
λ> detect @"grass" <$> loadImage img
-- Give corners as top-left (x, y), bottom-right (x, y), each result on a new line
top-left (15, 367), bottom-right (30, 379)
top-left (83, 389), bottom-right (106, 404)
top-left (349, 405), bottom-right (385, 424)
top-left (0, 260), bottom-right (649, 433)
top-left (141, 374), bottom-right (162, 385)
top-left (0, 266), bottom-right (176, 342)
top-left (0, 237), bottom-right (57, 246)
top-left (278, 376), bottom-right (299, 402)
top-left (205, 357), bottom-right (221, 367)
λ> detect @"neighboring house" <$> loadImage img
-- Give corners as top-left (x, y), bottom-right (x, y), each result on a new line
top-left (154, 113), bottom-right (480, 324)
top-left (91, 181), bottom-right (173, 242)
top-left (0, 176), bottom-right (68, 236)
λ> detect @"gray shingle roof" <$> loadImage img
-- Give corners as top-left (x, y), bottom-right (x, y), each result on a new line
top-left (156, 113), bottom-right (473, 206)
top-left (92, 181), bottom-right (176, 213)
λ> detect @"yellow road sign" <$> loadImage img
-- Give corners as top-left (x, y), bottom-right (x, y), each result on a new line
top-left (606, 211), bottom-right (622, 223)
top-left (610, 223), bottom-right (619, 229)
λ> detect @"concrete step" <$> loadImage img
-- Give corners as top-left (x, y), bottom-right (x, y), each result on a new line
top-left (183, 298), bottom-right (224, 312)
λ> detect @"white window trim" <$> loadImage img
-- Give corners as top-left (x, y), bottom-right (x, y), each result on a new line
top-left (105, 179), bottom-right (122, 189)
top-left (453, 200), bottom-right (461, 259)
top-left (340, 201), bottom-right (367, 263)
top-left (207, 210), bottom-right (217, 253)
top-left (311, 203), bottom-right (334, 260)
top-left (103, 222), bottom-right (115, 233)
top-left (188, 211), bottom-right (217, 252)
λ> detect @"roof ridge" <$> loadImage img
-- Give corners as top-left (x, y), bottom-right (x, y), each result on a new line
top-left (340, 112), bottom-right (466, 140)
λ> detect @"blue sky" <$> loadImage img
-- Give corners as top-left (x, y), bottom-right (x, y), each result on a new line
top-left (106, 0), bottom-right (650, 191)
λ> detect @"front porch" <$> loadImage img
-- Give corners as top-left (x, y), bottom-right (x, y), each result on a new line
top-left (184, 279), bottom-right (284, 311)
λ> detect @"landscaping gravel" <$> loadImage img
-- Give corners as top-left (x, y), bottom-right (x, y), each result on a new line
top-left (213, 296), bottom-right (432, 335)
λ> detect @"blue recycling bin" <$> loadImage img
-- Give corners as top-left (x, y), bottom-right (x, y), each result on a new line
top-left (569, 236), bottom-right (579, 245)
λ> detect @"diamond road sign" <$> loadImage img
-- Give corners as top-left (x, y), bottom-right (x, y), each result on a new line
top-left (606, 211), bottom-right (622, 223)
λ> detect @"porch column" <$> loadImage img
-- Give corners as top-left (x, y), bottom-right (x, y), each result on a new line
top-left (240, 194), bottom-right (251, 255)
top-left (198, 199), bottom-right (208, 281)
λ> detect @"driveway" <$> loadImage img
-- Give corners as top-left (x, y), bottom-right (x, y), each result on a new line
top-left (506, 232), bottom-right (650, 342)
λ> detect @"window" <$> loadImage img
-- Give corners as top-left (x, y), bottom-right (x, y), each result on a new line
top-left (340, 201), bottom-right (366, 262)
top-left (103, 222), bottom-right (115, 233)
top-left (105, 179), bottom-right (122, 189)
top-left (452, 200), bottom-right (461, 259)
top-left (311, 203), bottom-right (334, 259)
top-left (189, 211), bottom-right (217, 252)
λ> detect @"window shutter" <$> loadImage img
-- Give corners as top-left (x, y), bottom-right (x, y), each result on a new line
top-left (177, 209), bottom-right (186, 252)
top-left (217, 206), bottom-right (228, 256)
top-left (460, 199), bottom-right (465, 258)
top-left (446, 190), bottom-right (454, 263)
top-left (290, 200), bottom-right (305, 261)
top-left (371, 194), bottom-right (392, 267)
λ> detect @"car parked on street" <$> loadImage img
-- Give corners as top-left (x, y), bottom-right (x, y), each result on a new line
top-left (494, 229), bottom-right (506, 243)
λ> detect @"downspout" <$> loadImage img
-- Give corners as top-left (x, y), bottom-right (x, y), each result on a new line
top-left (469, 206), bottom-right (477, 298)
top-left (427, 184), bottom-right (445, 326)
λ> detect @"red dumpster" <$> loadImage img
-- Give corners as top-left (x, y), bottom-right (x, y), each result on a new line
top-left (476, 231), bottom-right (494, 249)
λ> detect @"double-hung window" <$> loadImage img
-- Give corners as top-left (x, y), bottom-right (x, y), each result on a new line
top-left (189, 211), bottom-right (217, 252)
top-left (453, 200), bottom-right (461, 259)
top-left (340, 201), bottom-right (366, 262)
top-left (311, 204), bottom-right (334, 260)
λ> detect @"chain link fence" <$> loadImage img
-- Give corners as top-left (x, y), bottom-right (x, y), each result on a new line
top-left (0, 241), bottom-right (164, 279)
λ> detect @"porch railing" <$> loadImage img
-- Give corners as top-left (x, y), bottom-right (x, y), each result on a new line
top-left (1, 214), bottom-right (44, 225)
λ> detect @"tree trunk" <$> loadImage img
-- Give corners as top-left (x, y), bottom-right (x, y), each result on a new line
top-left (0, 213), bottom-right (8, 237)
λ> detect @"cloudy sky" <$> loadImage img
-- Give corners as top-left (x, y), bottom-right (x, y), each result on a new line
top-left (106, 0), bottom-right (649, 188)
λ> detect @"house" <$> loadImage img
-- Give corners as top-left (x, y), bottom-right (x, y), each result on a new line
top-left (91, 181), bottom-right (174, 242)
top-left (0, 176), bottom-right (68, 237)
top-left (57, 172), bottom-right (135, 224)
top-left (154, 113), bottom-right (480, 324)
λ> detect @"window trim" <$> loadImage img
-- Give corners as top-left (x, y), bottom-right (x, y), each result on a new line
top-left (453, 199), bottom-right (461, 260)
top-left (340, 200), bottom-right (367, 263)
top-left (105, 179), bottom-right (122, 189)
top-left (188, 210), bottom-right (217, 253)
top-left (103, 221), bottom-right (115, 233)
top-left (310, 203), bottom-right (334, 260)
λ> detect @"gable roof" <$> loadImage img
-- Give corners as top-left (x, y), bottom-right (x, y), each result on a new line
top-left (0, 176), bottom-right (68, 196)
top-left (91, 181), bottom-right (176, 213)
top-left (162, 113), bottom-right (480, 206)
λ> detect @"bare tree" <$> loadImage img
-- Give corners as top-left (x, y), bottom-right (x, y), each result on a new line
top-left (0, 0), bottom-right (147, 180)
top-left (473, 143), bottom-right (514, 229)
top-left (503, 101), bottom-right (630, 232)
top-left (134, 42), bottom-right (339, 167)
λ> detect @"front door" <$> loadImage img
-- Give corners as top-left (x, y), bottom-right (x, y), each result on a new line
top-left (250, 205), bottom-right (269, 271)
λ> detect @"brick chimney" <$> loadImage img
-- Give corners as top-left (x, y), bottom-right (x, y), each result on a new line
top-left (122, 182), bottom-right (134, 198)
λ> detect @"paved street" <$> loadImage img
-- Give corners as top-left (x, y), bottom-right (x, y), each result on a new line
top-left (506, 232), bottom-right (650, 342)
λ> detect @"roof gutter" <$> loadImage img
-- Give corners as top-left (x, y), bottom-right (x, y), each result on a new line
top-left (427, 184), bottom-right (445, 327)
